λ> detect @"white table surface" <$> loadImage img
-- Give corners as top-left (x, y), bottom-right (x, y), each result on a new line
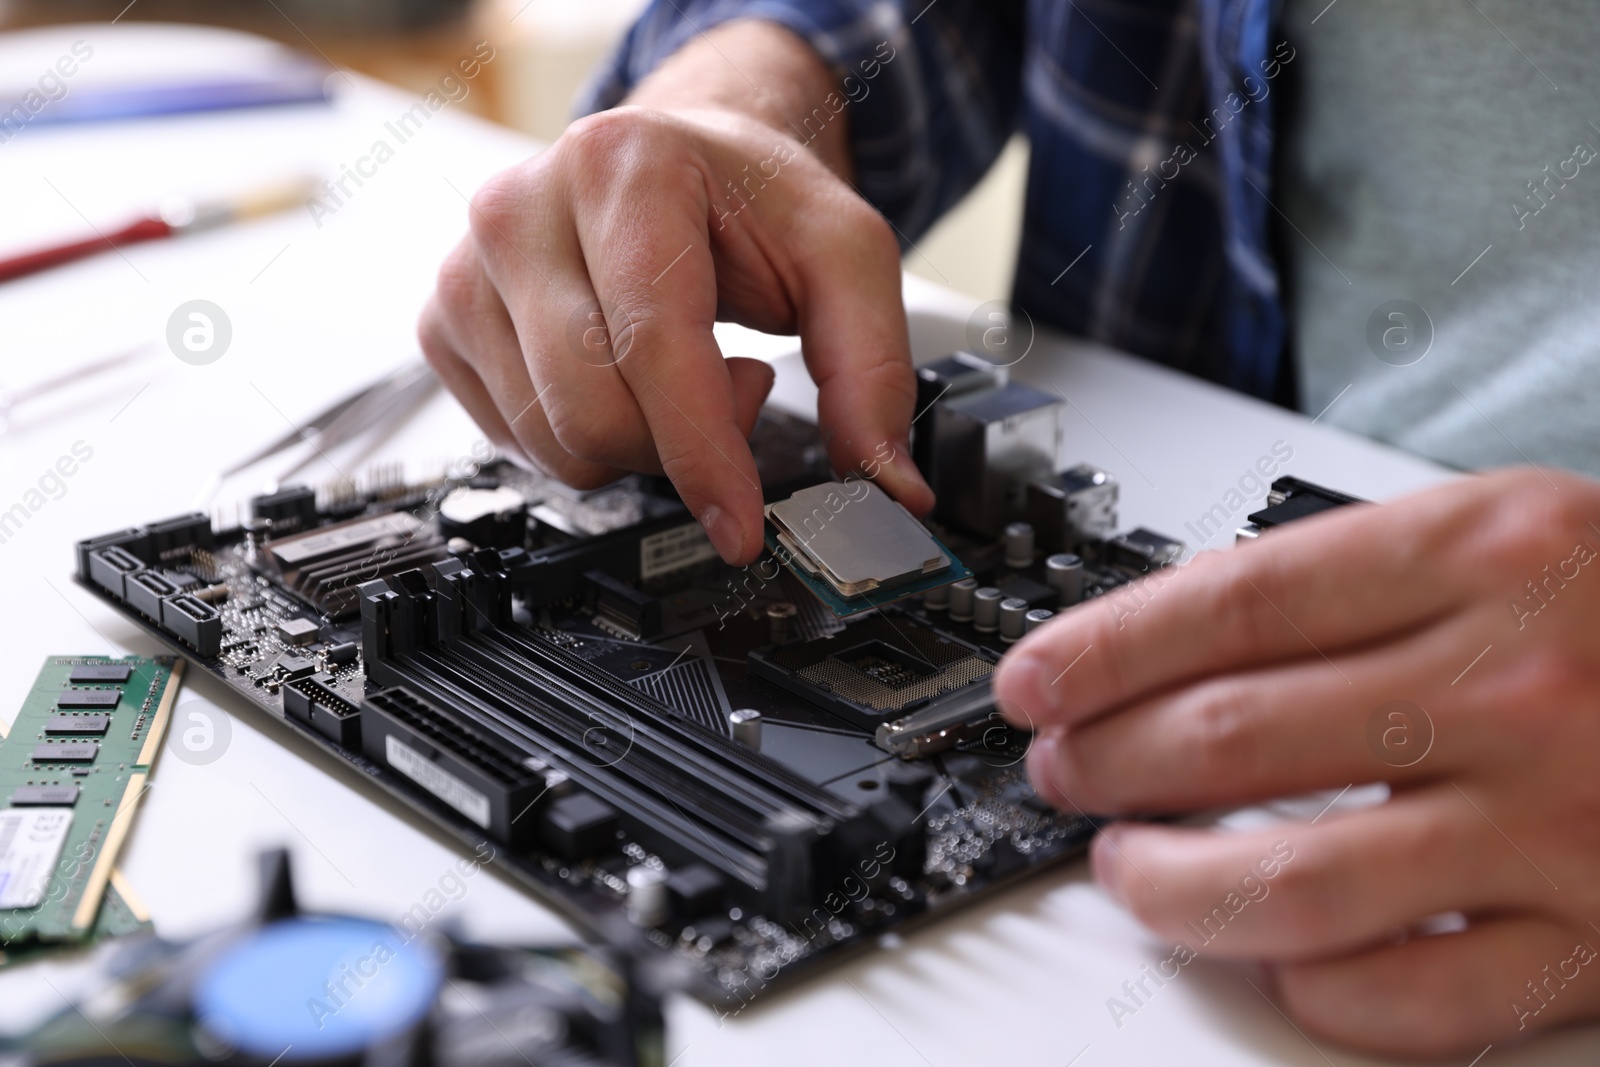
top-left (1, 21), bottom-right (1596, 1067)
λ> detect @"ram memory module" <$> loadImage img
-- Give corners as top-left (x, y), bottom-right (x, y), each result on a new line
top-left (0, 655), bottom-right (182, 955)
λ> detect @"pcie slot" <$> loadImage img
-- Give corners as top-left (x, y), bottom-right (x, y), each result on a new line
top-left (488, 628), bottom-right (860, 824)
top-left (392, 650), bottom-right (772, 893)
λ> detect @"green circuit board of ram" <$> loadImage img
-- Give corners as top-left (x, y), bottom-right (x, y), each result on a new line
top-left (0, 655), bottom-right (181, 952)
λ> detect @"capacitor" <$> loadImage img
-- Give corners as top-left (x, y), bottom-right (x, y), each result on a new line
top-left (948, 578), bottom-right (979, 622)
top-left (1024, 608), bottom-right (1053, 634)
top-left (973, 586), bottom-right (1003, 632)
top-left (1004, 522), bottom-right (1035, 569)
top-left (1045, 553), bottom-right (1086, 605)
top-left (626, 864), bottom-right (669, 927)
top-left (728, 708), bottom-right (762, 749)
top-left (923, 581), bottom-right (951, 612)
top-left (766, 601), bottom-right (797, 644)
top-left (242, 518), bottom-right (271, 562)
top-left (999, 597), bottom-right (1030, 642)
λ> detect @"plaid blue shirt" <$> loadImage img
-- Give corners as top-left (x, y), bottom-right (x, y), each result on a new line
top-left (582, 0), bottom-right (1292, 402)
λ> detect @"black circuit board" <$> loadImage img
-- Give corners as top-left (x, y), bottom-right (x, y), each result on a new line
top-left (70, 411), bottom-right (1182, 1006)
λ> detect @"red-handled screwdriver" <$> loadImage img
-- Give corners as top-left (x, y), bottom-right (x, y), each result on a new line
top-left (0, 175), bottom-right (321, 283)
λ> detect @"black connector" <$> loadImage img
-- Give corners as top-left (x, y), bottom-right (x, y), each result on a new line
top-left (160, 593), bottom-right (223, 656)
top-left (283, 673), bottom-right (361, 747)
top-left (145, 512), bottom-right (215, 563)
top-left (666, 862), bottom-right (726, 920)
top-left (1105, 528), bottom-right (1185, 575)
top-left (541, 792), bottom-right (620, 860)
top-left (1246, 476), bottom-right (1365, 531)
top-left (75, 527), bottom-right (149, 583)
top-left (252, 485), bottom-right (318, 533)
top-left (88, 545), bottom-right (143, 599)
top-left (361, 686), bottom-right (546, 848)
top-left (126, 570), bottom-right (181, 620)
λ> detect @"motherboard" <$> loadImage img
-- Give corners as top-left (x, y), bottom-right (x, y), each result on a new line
top-left (70, 352), bottom-right (1345, 1006)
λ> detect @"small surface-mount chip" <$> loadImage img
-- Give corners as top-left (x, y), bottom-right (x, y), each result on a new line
top-left (764, 481), bottom-right (971, 616)
top-left (32, 742), bottom-right (99, 763)
top-left (276, 617), bottom-right (321, 646)
top-left (68, 663), bottom-right (132, 684)
top-left (277, 654), bottom-right (317, 680)
top-left (57, 689), bottom-right (119, 709)
top-left (46, 714), bottom-right (110, 735)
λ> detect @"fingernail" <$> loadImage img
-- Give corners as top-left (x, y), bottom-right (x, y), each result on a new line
top-left (1091, 825), bottom-right (1128, 905)
top-left (1026, 729), bottom-right (1063, 805)
top-left (700, 504), bottom-right (745, 563)
top-left (891, 445), bottom-right (933, 502)
top-left (998, 652), bottom-right (1059, 721)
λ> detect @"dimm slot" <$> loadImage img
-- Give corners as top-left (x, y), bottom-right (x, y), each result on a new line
top-left (393, 650), bottom-right (772, 893)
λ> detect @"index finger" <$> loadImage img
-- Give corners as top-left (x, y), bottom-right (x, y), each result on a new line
top-left (790, 188), bottom-right (933, 513)
top-left (575, 181), bottom-right (766, 564)
top-left (993, 476), bottom-right (1488, 729)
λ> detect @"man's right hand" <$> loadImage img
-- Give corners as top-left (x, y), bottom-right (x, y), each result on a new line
top-left (418, 21), bottom-right (932, 566)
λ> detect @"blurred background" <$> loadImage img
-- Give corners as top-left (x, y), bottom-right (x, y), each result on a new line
top-left (0, 0), bottom-right (1027, 302)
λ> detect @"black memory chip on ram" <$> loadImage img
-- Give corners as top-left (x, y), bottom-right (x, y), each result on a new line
top-left (68, 663), bottom-right (133, 684)
top-left (58, 689), bottom-right (120, 709)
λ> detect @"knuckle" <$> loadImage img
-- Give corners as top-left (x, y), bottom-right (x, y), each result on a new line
top-left (545, 405), bottom-right (613, 463)
top-left (1499, 644), bottom-right (1593, 748)
top-left (1469, 471), bottom-right (1598, 576)
top-left (433, 248), bottom-right (482, 316)
top-left (559, 108), bottom-right (657, 179)
top-left (1183, 681), bottom-right (1258, 783)
top-left (1207, 556), bottom-right (1288, 658)
top-left (1051, 730), bottom-right (1110, 810)
top-left (654, 439), bottom-right (728, 504)
top-left (468, 168), bottom-right (528, 234)
top-left (1277, 961), bottom-right (1471, 1057)
top-left (857, 207), bottom-right (902, 263)
top-left (854, 348), bottom-right (917, 408)
top-left (552, 462), bottom-right (619, 492)
top-left (1116, 865), bottom-right (1166, 927)
top-left (819, 197), bottom-right (899, 264)
top-left (1257, 850), bottom-right (1335, 939)
top-left (510, 424), bottom-right (613, 490)
top-left (416, 301), bottom-right (451, 364)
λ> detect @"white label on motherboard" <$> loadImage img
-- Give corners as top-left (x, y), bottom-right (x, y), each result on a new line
top-left (0, 808), bottom-right (74, 909)
top-left (640, 522), bottom-right (718, 581)
top-left (385, 736), bottom-right (491, 829)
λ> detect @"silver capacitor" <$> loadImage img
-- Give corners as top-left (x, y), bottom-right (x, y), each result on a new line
top-left (1023, 608), bottom-right (1053, 634)
top-left (923, 581), bottom-right (951, 612)
top-left (1045, 553), bottom-right (1086, 605)
top-left (998, 597), bottom-right (1030, 642)
top-left (728, 708), bottom-right (762, 749)
top-left (948, 578), bottom-right (979, 622)
top-left (1004, 522), bottom-right (1035, 569)
top-left (766, 601), bottom-right (797, 644)
top-left (626, 864), bottom-right (669, 927)
top-left (973, 586), bottom-right (1003, 632)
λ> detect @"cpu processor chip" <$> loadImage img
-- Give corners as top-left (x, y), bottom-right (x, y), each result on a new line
top-left (764, 481), bottom-right (971, 615)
